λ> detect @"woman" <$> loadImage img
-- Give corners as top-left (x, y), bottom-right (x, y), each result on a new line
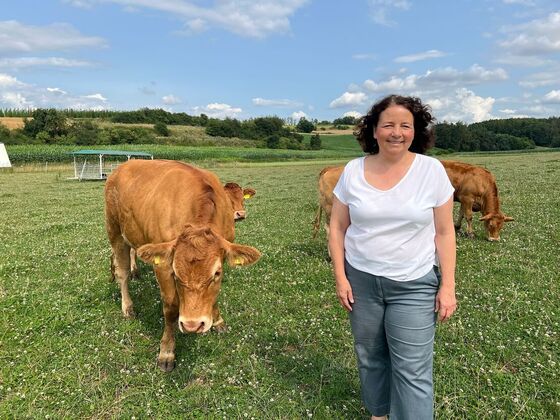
top-left (329, 94), bottom-right (457, 420)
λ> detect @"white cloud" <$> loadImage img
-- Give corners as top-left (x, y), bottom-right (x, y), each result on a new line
top-left (497, 11), bottom-right (560, 57)
top-left (343, 111), bottom-right (362, 119)
top-left (363, 65), bottom-right (507, 93)
top-left (519, 68), bottom-right (560, 88)
top-left (449, 88), bottom-right (495, 123)
top-left (0, 20), bottom-right (106, 53)
top-left (502, 0), bottom-right (535, 5)
top-left (193, 103), bottom-right (243, 118)
top-left (252, 97), bottom-right (302, 107)
top-left (543, 90), bottom-right (560, 103)
top-left (368, 0), bottom-right (411, 27)
top-left (394, 49), bottom-right (447, 63)
top-left (499, 108), bottom-right (517, 114)
top-left (162, 94), bottom-right (181, 105)
top-left (291, 111), bottom-right (308, 121)
top-left (1, 92), bottom-right (31, 108)
top-left (47, 87), bottom-right (67, 95)
top-left (0, 73), bottom-right (25, 88)
top-left (329, 92), bottom-right (368, 108)
top-left (352, 53), bottom-right (376, 60)
top-left (66, 0), bottom-right (309, 38)
top-left (83, 93), bottom-right (107, 101)
top-left (0, 57), bottom-right (94, 69)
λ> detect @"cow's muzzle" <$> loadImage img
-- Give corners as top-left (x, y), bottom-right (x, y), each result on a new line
top-left (178, 317), bottom-right (212, 334)
top-left (234, 210), bottom-right (246, 220)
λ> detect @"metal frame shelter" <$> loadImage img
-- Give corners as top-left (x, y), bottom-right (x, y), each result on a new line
top-left (69, 149), bottom-right (153, 181)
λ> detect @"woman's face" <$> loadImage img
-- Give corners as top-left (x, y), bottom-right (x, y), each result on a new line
top-left (373, 105), bottom-right (415, 156)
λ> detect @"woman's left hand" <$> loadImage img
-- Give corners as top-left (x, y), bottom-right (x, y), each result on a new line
top-left (435, 286), bottom-right (457, 322)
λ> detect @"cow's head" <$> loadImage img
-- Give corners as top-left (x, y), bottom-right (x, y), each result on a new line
top-left (479, 212), bottom-right (514, 241)
top-left (223, 182), bottom-right (256, 221)
top-left (136, 224), bottom-right (261, 333)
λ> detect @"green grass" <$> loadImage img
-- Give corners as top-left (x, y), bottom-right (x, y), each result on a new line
top-left (0, 152), bottom-right (558, 418)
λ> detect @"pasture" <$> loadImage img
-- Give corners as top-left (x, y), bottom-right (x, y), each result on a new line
top-left (0, 152), bottom-right (558, 418)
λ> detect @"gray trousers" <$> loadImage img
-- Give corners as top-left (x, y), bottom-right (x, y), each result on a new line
top-left (345, 261), bottom-right (439, 420)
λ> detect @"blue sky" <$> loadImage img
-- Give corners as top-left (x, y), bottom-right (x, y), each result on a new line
top-left (1, 0), bottom-right (560, 123)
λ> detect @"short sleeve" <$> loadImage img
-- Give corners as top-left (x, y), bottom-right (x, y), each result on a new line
top-left (333, 164), bottom-right (350, 205)
top-left (434, 160), bottom-right (454, 207)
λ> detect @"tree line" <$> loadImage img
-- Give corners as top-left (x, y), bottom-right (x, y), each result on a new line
top-left (2, 107), bottom-right (559, 151)
top-left (0, 108), bottom-right (322, 150)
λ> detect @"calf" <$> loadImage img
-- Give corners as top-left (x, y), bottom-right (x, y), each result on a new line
top-left (105, 160), bottom-right (261, 371)
top-left (442, 160), bottom-right (514, 241)
top-left (312, 165), bottom-right (344, 241)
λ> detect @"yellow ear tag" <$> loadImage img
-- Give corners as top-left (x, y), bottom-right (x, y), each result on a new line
top-left (234, 257), bottom-right (243, 266)
top-left (154, 256), bottom-right (161, 266)
top-left (243, 194), bottom-right (251, 199)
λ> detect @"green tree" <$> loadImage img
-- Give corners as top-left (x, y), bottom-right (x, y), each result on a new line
top-left (296, 117), bottom-right (315, 133)
top-left (310, 133), bottom-right (322, 150)
top-left (23, 109), bottom-right (68, 139)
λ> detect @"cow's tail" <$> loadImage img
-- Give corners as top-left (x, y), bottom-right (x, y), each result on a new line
top-left (312, 204), bottom-right (322, 239)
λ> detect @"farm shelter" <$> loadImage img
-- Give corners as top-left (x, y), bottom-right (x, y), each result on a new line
top-left (0, 143), bottom-right (11, 168)
top-left (69, 149), bottom-right (153, 181)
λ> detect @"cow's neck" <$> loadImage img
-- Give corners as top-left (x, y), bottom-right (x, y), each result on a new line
top-left (481, 184), bottom-right (501, 215)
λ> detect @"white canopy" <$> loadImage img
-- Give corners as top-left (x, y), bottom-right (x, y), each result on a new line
top-left (0, 143), bottom-right (11, 168)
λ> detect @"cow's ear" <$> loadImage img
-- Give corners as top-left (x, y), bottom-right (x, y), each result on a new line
top-left (137, 240), bottom-right (175, 266)
top-left (504, 216), bottom-right (514, 222)
top-left (242, 188), bottom-right (256, 199)
top-left (224, 242), bottom-right (261, 267)
top-left (479, 214), bottom-right (493, 221)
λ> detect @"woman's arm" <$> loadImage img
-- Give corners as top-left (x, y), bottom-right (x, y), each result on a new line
top-left (329, 197), bottom-right (353, 311)
top-left (433, 196), bottom-right (457, 322)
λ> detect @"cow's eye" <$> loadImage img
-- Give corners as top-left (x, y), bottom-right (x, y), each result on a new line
top-left (212, 270), bottom-right (222, 282)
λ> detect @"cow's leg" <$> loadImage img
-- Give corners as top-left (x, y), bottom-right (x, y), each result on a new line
top-left (155, 268), bottom-right (178, 372)
top-left (111, 239), bottom-right (135, 318)
top-left (454, 205), bottom-right (464, 232)
top-left (462, 200), bottom-right (475, 238)
top-left (212, 303), bottom-right (227, 333)
top-left (130, 248), bottom-right (139, 279)
top-left (158, 301), bottom-right (178, 372)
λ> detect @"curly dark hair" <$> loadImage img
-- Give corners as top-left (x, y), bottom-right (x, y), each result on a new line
top-left (354, 94), bottom-right (435, 154)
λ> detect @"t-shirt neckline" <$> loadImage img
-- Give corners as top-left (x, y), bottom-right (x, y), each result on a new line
top-left (360, 154), bottom-right (418, 193)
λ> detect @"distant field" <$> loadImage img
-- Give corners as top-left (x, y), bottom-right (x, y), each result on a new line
top-left (0, 117), bottom-right (25, 130)
top-left (0, 152), bottom-right (558, 418)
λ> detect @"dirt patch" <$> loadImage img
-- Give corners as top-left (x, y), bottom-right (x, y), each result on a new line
top-left (0, 117), bottom-right (26, 130)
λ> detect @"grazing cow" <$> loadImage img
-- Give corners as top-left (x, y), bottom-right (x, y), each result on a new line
top-left (129, 181), bottom-right (256, 278)
top-left (312, 165), bottom-right (344, 241)
top-left (105, 159), bottom-right (261, 371)
top-left (442, 160), bottom-right (514, 241)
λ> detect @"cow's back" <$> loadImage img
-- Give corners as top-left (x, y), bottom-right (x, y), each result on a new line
top-left (442, 160), bottom-right (495, 199)
top-left (105, 160), bottom-right (233, 247)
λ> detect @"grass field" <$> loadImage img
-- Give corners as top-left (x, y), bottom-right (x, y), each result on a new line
top-left (0, 152), bottom-right (558, 418)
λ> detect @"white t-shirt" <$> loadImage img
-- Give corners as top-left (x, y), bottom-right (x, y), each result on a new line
top-left (333, 154), bottom-right (454, 281)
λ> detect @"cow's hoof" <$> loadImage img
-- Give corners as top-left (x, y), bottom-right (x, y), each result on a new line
top-left (130, 270), bottom-right (140, 280)
top-left (122, 307), bottom-right (135, 319)
top-left (157, 358), bottom-right (176, 372)
top-left (466, 232), bottom-right (475, 239)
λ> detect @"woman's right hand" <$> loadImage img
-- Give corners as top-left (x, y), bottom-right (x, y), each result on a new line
top-left (336, 276), bottom-right (354, 312)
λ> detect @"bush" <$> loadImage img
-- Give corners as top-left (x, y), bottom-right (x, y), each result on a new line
top-left (154, 122), bottom-right (170, 137)
top-left (266, 135), bottom-right (280, 149)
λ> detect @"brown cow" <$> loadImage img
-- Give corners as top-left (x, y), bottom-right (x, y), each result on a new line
top-left (312, 165), bottom-right (344, 241)
top-left (442, 160), bottom-right (514, 241)
top-left (105, 159), bottom-right (261, 371)
top-left (129, 181), bottom-right (256, 278)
